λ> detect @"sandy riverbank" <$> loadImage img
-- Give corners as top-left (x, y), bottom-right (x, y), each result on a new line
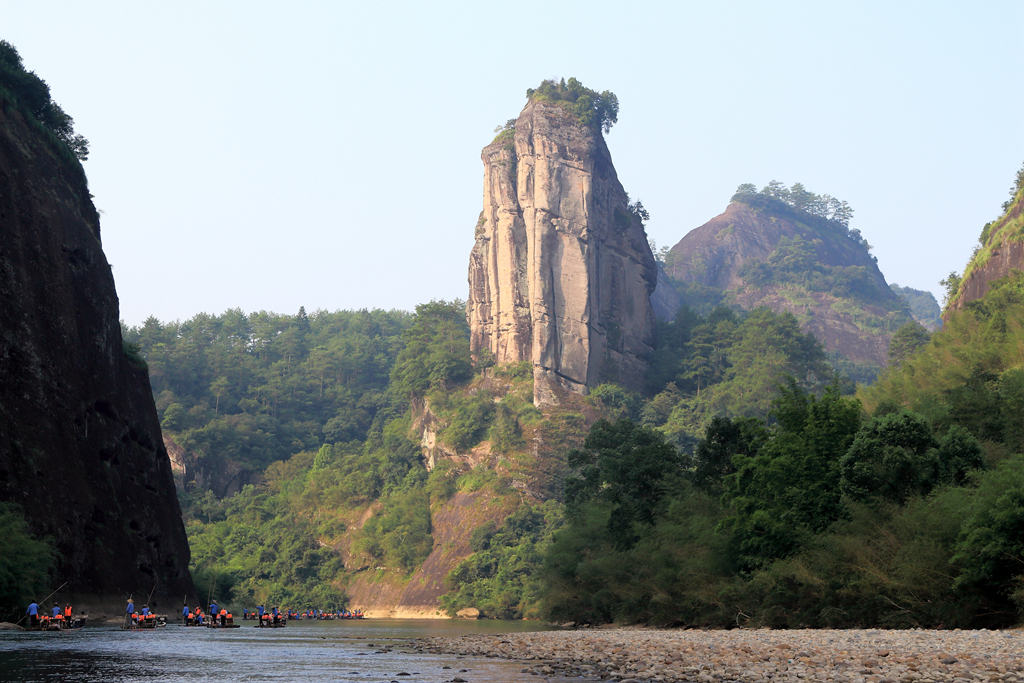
top-left (408, 627), bottom-right (1023, 683)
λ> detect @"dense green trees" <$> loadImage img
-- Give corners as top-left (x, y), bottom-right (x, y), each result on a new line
top-left (526, 78), bottom-right (619, 133)
top-left (734, 180), bottom-right (854, 229)
top-left (0, 503), bottom-right (54, 621)
top-left (538, 271), bottom-right (1024, 628)
top-left (354, 490), bottom-right (433, 572)
top-left (565, 420), bottom-right (684, 551)
top-left (0, 40), bottom-right (88, 160)
top-left (739, 235), bottom-right (895, 306)
top-left (186, 476), bottom-right (346, 608)
top-left (887, 320), bottom-right (931, 367)
top-left (953, 455), bottom-right (1024, 617)
top-left (642, 305), bottom-right (834, 446)
top-left (440, 503), bottom-right (563, 619)
top-left (537, 381), bottom-right (1020, 626)
top-left (389, 300), bottom-right (472, 398)
top-left (123, 307), bottom-right (414, 482)
top-left (720, 381), bottom-right (862, 570)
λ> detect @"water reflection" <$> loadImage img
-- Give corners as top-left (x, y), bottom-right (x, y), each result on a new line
top-left (0, 619), bottom-right (554, 683)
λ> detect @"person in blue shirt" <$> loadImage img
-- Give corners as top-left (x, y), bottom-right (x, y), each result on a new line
top-left (141, 605), bottom-right (150, 617)
top-left (126, 599), bottom-right (135, 623)
top-left (52, 603), bottom-right (61, 618)
top-left (243, 607), bottom-right (248, 620)
top-left (182, 603), bottom-right (189, 624)
top-left (209, 600), bottom-right (218, 616)
top-left (271, 606), bottom-right (279, 624)
top-left (257, 604), bottom-right (265, 617)
top-left (26, 601), bottom-right (39, 627)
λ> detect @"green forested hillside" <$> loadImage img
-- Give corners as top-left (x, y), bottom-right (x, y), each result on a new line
top-left (129, 299), bottom-right (859, 614)
top-left (123, 307), bottom-right (414, 481)
top-left (541, 204), bottom-right (1024, 628)
top-left (638, 306), bottom-right (834, 449)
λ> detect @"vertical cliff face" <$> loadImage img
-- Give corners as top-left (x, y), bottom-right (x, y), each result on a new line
top-left (467, 101), bottom-right (657, 404)
top-left (0, 106), bottom-right (194, 614)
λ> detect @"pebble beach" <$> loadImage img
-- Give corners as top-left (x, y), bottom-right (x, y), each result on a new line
top-left (409, 627), bottom-right (1024, 683)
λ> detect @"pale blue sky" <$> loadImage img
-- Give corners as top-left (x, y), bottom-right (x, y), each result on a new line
top-left (6, 1), bottom-right (1023, 325)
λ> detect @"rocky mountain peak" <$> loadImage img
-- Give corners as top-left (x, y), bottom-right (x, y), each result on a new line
top-left (467, 93), bottom-right (657, 404)
top-left (665, 193), bottom-right (910, 370)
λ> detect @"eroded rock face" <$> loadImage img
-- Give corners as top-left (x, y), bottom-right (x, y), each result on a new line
top-left (946, 198), bottom-right (1024, 319)
top-left (467, 101), bottom-right (657, 403)
top-left (0, 106), bottom-right (194, 614)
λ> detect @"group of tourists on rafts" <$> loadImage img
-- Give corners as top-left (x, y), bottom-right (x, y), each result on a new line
top-left (24, 601), bottom-right (87, 631)
top-left (22, 595), bottom-right (363, 631)
top-left (180, 600), bottom-right (364, 628)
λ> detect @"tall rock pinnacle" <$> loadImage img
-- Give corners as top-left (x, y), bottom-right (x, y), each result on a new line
top-left (467, 95), bottom-right (657, 404)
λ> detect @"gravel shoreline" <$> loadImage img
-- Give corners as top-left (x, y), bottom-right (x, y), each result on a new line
top-left (408, 627), bottom-right (1023, 683)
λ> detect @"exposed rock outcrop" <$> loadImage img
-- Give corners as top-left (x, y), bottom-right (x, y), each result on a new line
top-left (343, 490), bottom-right (516, 618)
top-left (467, 101), bottom-right (657, 404)
top-left (666, 201), bottom-right (909, 368)
top-left (0, 105), bottom-right (194, 615)
top-left (163, 434), bottom-right (257, 498)
top-left (946, 193), bottom-right (1024, 318)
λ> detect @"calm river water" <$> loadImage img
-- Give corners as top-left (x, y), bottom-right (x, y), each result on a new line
top-left (0, 619), bottom-right (556, 683)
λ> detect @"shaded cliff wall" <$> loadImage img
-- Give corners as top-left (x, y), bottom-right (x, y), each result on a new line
top-left (0, 105), bottom-right (194, 616)
top-left (467, 101), bottom-right (657, 403)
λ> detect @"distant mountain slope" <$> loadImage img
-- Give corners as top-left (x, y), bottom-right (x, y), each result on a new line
top-left (665, 189), bottom-right (911, 372)
top-left (890, 284), bottom-right (942, 331)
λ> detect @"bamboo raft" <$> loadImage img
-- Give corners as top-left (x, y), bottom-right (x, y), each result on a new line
top-left (121, 615), bottom-right (167, 630)
top-left (25, 616), bottom-right (87, 632)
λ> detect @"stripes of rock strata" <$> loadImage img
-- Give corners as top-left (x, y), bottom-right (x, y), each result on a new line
top-left (467, 100), bottom-right (657, 404)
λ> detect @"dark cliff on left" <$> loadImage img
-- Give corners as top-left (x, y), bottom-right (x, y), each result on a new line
top-left (0, 41), bottom-right (194, 617)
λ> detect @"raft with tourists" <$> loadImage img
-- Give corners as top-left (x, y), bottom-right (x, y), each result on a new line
top-left (121, 614), bottom-right (166, 630)
top-left (23, 614), bottom-right (87, 631)
top-left (255, 614), bottom-right (287, 628)
top-left (21, 583), bottom-right (87, 631)
top-left (121, 589), bottom-right (167, 630)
